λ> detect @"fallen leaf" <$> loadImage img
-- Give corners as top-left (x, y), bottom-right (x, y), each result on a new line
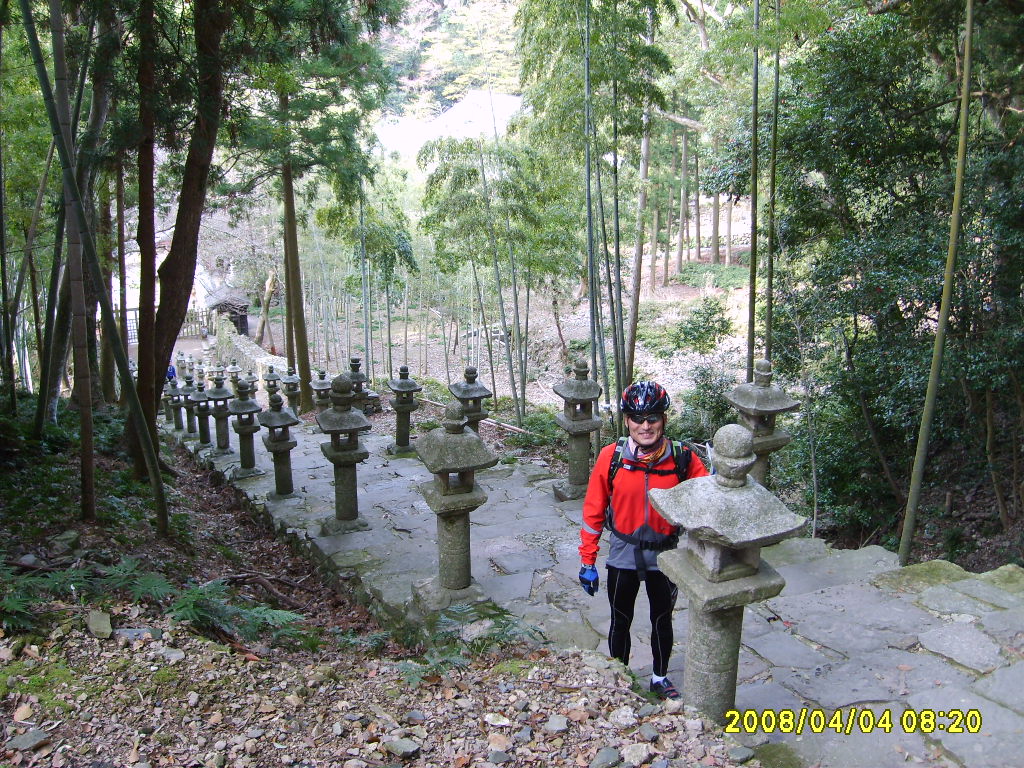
top-left (567, 709), bottom-right (590, 722)
top-left (13, 704), bottom-right (33, 722)
top-left (208, 711), bottom-right (223, 725)
top-left (897, 664), bottom-right (913, 671)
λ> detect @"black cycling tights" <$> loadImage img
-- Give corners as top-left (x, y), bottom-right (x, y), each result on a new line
top-left (606, 565), bottom-right (678, 677)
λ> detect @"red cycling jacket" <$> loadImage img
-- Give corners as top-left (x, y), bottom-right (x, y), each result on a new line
top-left (578, 439), bottom-right (709, 566)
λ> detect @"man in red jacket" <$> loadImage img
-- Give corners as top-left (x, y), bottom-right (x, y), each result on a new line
top-left (578, 381), bottom-right (708, 700)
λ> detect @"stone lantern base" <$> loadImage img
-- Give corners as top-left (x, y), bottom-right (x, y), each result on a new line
top-left (231, 464), bottom-right (265, 481)
top-left (386, 438), bottom-right (417, 457)
top-left (553, 479), bottom-right (588, 501)
top-left (320, 515), bottom-right (369, 535)
top-left (411, 576), bottom-right (488, 615)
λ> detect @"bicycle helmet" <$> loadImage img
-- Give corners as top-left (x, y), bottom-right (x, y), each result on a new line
top-left (620, 381), bottom-right (671, 415)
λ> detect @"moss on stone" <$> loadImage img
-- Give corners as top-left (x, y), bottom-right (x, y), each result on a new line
top-left (871, 559), bottom-right (968, 594)
top-left (977, 564), bottom-right (1024, 595)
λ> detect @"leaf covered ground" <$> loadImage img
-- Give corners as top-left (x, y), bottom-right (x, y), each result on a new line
top-left (1, 404), bottom-right (756, 768)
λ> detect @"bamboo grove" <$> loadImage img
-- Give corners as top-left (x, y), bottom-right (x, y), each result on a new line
top-left (0, 0), bottom-right (1022, 563)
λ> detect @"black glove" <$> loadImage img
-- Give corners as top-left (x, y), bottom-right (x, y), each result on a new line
top-left (579, 564), bottom-right (599, 596)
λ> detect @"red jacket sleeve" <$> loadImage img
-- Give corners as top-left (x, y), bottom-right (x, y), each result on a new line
top-left (579, 443), bottom-right (616, 565)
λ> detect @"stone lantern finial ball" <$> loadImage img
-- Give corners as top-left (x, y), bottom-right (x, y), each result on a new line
top-left (465, 366), bottom-right (478, 383)
top-left (754, 358), bottom-right (773, 386)
top-left (714, 423), bottom-right (753, 458)
top-left (399, 365), bottom-right (410, 378)
top-left (573, 360), bottom-right (589, 379)
top-left (269, 392), bottom-right (283, 410)
top-left (443, 403), bottom-right (466, 433)
top-left (331, 373), bottom-right (353, 393)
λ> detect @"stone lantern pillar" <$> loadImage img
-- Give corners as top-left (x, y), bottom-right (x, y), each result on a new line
top-left (553, 361), bottom-right (603, 500)
top-left (175, 350), bottom-right (186, 377)
top-left (226, 359), bottom-right (242, 395)
top-left (316, 374), bottom-right (372, 533)
top-left (229, 380), bottom-right (263, 478)
top-left (167, 378), bottom-right (186, 432)
top-left (259, 393), bottom-right (301, 499)
top-left (207, 373), bottom-right (235, 454)
top-left (186, 354), bottom-right (196, 377)
top-left (281, 367), bottom-right (301, 415)
top-left (263, 366), bottom-right (281, 398)
top-left (180, 372), bottom-right (198, 436)
top-left (449, 366), bottom-right (491, 433)
top-left (190, 379), bottom-right (213, 449)
top-left (724, 359), bottom-right (799, 485)
top-left (387, 365), bottom-right (422, 456)
top-left (649, 424), bottom-right (806, 723)
top-left (311, 370), bottom-right (332, 413)
top-left (413, 404), bottom-right (498, 611)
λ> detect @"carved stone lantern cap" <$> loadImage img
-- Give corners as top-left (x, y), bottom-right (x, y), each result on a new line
top-left (311, 370), bottom-right (332, 393)
top-left (347, 357), bottom-right (368, 387)
top-left (553, 360), bottom-right (602, 403)
top-left (724, 359), bottom-right (799, 416)
top-left (280, 367), bottom-right (301, 387)
top-left (226, 359), bottom-right (242, 378)
top-left (648, 424), bottom-right (806, 550)
top-left (228, 380), bottom-right (262, 416)
top-left (450, 366), bottom-right (491, 401)
top-left (263, 366), bottom-right (281, 386)
top-left (181, 372), bottom-right (195, 394)
top-left (207, 375), bottom-right (233, 402)
top-left (416, 404), bottom-right (499, 476)
top-left (259, 393), bottom-right (300, 430)
top-left (388, 365), bottom-right (422, 394)
top-left (188, 380), bottom-right (209, 404)
top-left (316, 373), bottom-right (371, 434)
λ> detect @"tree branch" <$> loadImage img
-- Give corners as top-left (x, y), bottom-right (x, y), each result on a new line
top-left (655, 110), bottom-right (706, 132)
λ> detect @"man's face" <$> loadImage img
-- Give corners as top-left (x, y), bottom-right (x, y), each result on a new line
top-left (626, 412), bottom-right (665, 449)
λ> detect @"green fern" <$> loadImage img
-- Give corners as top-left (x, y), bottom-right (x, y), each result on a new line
top-left (127, 573), bottom-right (175, 602)
top-left (42, 569), bottom-right (92, 598)
top-left (168, 581), bottom-right (304, 643)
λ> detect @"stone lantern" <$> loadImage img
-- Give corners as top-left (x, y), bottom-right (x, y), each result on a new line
top-left (186, 354), bottom-right (196, 377)
top-left (311, 369), bottom-right (332, 413)
top-left (649, 424), bottom-right (806, 723)
top-left (347, 357), bottom-right (369, 413)
top-left (263, 365), bottom-right (281, 398)
top-left (280, 367), bottom-right (301, 415)
top-left (449, 366), bottom-right (491, 433)
top-left (208, 361), bottom-right (225, 386)
top-left (413, 404), bottom-right (498, 612)
top-left (724, 359), bottom-right (799, 485)
top-left (316, 374), bottom-right (372, 533)
top-left (190, 379), bottom-right (213, 449)
top-left (175, 350), bottom-right (186, 377)
top-left (167, 378), bottom-right (186, 432)
top-left (229, 380), bottom-right (263, 478)
top-left (259, 393), bottom-right (301, 499)
top-left (180, 372), bottom-right (198, 436)
top-left (553, 360), bottom-right (603, 501)
top-left (387, 365), bottom-right (422, 456)
top-left (226, 359), bottom-right (242, 394)
top-left (161, 379), bottom-right (174, 423)
top-left (207, 373), bottom-right (235, 454)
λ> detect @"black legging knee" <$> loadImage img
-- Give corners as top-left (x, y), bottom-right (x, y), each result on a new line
top-left (606, 565), bottom-right (678, 677)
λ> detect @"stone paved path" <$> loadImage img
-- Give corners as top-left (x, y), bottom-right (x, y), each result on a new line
top-left (184, 422), bottom-right (1024, 768)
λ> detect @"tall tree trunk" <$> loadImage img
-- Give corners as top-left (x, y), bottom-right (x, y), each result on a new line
top-left (693, 150), bottom-right (702, 262)
top-left (152, 0), bottom-right (233, 412)
top-left (625, 108), bottom-right (652, 385)
top-left (281, 152), bottom-right (314, 410)
top-left (746, 0), bottom-right (762, 382)
top-left (132, 0), bottom-right (158, 470)
top-left (50, 0), bottom-right (94, 520)
top-left (764, 0), bottom-right (782, 362)
top-left (254, 270), bottom-right (276, 350)
top-left (675, 131), bottom-right (688, 271)
top-left (726, 193), bottom-right (734, 265)
top-left (711, 192), bottom-right (721, 264)
top-left (647, 198), bottom-right (658, 296)
top-left (0, 16), bottom-right (16, 413)
top-left (98, 174), bottom-right (117, 402)
top-left (115, 150), bottom-right (128, 361)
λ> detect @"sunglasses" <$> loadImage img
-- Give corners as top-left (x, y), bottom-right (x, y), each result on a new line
top-left (627, 413), bottom-right (663, 425)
